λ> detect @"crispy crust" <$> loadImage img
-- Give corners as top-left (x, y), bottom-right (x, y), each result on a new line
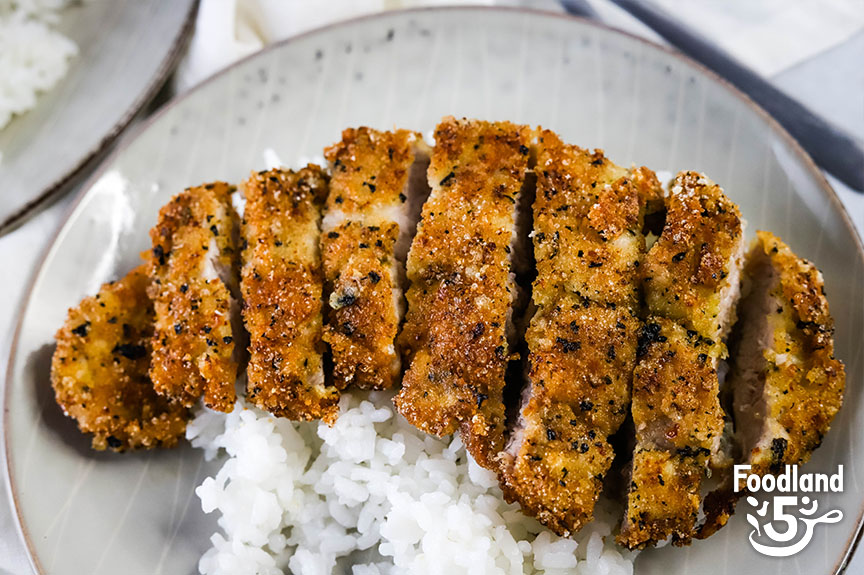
top-left (632, 319), bottom-right (725, 453)
top-left (532, 131), bottom-right (662, 309)
top-left (736, 231), bottom-right (845, 477)
top-left (241, 166), bottom-right (338, 423)
top-left (620, 172), bottom-right (744, 548)
top-left (501, 301), bottom-right (639, 534)
top-left (697, 232), bottom-right (847, 539)
top-left (147, 183), bottom-right (239, 412)
top-left (623, 448), bottom-right (706, 545)
top-left (501, 131), bottom-right (662, 535)
top-left (322, 128), bottom-right (427, 390)
top-left (51, 265), bottom-right (189, 451)
top-left (619, 317), bottom-right (725, 547)
top-left (395, 117), bottom-right (532, 469)
top-left (643, 171), bottom-right (745, 348)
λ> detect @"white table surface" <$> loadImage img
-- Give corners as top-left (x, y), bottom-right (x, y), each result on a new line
top-left (1, 10), bottom-right (862, 575)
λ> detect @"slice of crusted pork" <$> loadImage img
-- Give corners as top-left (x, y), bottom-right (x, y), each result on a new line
top-left (51, 265), bottom-right (189, 451)
top-left (321, 128), bottom-right (431, 390)
top-left (620, 318), bottom-right (726, 547)
top-left (241, 166), bottom-right (339, 423)
top-left (619, 172), bottom-right (745, 548)
top-left (641, 171), bottom-right (747, 349)
top-left (697, 231), bottom-right (847, 539)
top-left (732, 231), bottom-right (845, 476)
top-left (147, 182), bottom-right (240, 413)
top-left (499, 130), bottom-right (662, 535)
top-left (395, 117), bottom-right (533, 470)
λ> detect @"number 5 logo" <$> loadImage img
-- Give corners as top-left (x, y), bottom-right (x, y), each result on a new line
top-left (746, 495), bottom-right (842, 557)
top-left (762, 496), bottom-right (799, 543)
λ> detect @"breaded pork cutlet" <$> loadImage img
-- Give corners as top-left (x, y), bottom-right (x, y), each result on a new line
top-left (322, 128), bottom-right (431, 390)
top-left (500, 131), bottom-right (662, 535)
top-left (147, 183), bottom-right (240, 413)
top-left (619, 172), bottom-right (745, 548)
top-left (697, 232), bottom-right (847, 538)
top-left (625, 318), bottom-right (726, 544)
top-left (51, 265), bottom-right (189, 451)
top-left (395, 117), bottom-right (533, 469)
top-left (641, 173), bottom-right (746, 347)
top-left (241, 166), bottom-right (339, 423)
top-left (732, 232), bottom-right (845, 477)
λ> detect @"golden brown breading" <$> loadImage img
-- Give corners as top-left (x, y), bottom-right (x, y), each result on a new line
top-left (500, 131), bottom-right (662, 535)
top-left (322, 128), bottom-right (430, 390)
top-left (241, 166), bottom-right (338, 423)
top-left (733, 231), bottom-right (845, 478)
top-left (500, 301), bottom-right (639, 535)
top-left (147, 183), bottom-right (240, 413)
top-left (619, 172), bottom-right (745, 548)
top-left (695, 232), bottom-right (847, 539)
top-left (618, 318), bottom-right (725, 547)
top-left (624, 449), bottom-right (707, 543)
top-left (642, 171), bottom-right (745, 349)
top-left (531, 131), bottom-right (662, 309)
top-left (395, 117), bottom-right (533, 469)
top-left (51, 265), bottom-right (189, 451)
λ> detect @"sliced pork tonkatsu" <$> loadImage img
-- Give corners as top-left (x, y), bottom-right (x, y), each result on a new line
top-left (395, 117), bottom-right (533, 470)
top-left (696, 231), bottom-right (847, 538)
top-left (500, 131), bottom-right (662, 535)
top-left (641, 173), bottom-right (746, 347)
top-left (52, 265), bottom-right (189, 451)
top-left (619, 172), bottom-right (745, 548)
top-left (321, 128), bottom-right (431, 390)
top-left (732, 231), bottom-right (845, 477)
top-left (147, 183), bottom-right (240, 413)
top-left (241, 167), bottom-right (339, 423)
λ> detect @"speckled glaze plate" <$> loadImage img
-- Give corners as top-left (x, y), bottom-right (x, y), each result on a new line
top-left (0, 0), bottom-right (198, 233)
top-left (4, 7), bottom-right (863, 575)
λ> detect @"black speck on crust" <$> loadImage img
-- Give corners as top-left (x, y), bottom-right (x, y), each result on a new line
top-left (71, 322), bottom-right (90, 337)
top-left (636, 323), bottom-right (665, 358)
top-left (112, 343), bottom-right (147, 360)
top-left (770, 437), bottom-right (788, 472)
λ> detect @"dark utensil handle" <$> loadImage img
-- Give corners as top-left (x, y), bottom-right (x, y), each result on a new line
top-left (567, 0), bottom-right (864, 192)
top-left (560, 0), bottom-right (600, 19)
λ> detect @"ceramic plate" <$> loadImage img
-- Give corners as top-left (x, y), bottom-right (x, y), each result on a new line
top-left (0, 0), bottom-right (198, 233)
top-left (4, 7), bottom-right (863, 575)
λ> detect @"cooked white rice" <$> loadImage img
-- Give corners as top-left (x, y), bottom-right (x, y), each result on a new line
top-left (188, 389), bottom-right (637, 575)
top-left (0, 0), bottom-right (78, 131)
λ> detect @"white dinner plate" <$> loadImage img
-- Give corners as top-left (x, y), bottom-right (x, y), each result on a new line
top-left (4, 7), bottom-right (863, 575)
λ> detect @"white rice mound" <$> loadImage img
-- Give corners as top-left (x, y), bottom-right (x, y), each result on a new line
top-left (0, 0), bottom-right (78, 131)
top-left (187, 391), bottom-right (637, 575)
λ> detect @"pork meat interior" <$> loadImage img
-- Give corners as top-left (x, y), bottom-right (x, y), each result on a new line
top-left (732, 231), bottom-right (845, 478)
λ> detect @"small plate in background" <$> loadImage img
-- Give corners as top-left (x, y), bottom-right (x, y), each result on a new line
top-left (0, 0), bottom-right (198, 233)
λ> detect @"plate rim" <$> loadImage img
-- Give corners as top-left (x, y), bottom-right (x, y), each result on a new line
top-left (3, 6), bottom-right (862, 574)
top-left (0, 0), bottom-right (200, 235)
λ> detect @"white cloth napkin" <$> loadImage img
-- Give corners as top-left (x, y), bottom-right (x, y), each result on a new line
top-left (647, 0), bottom-right (864, 76)
top-left (2, 1), bottom-right (863, 574)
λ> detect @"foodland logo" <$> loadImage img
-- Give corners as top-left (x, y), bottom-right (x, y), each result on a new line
top-left (734, 465), bottom-right (843, 557)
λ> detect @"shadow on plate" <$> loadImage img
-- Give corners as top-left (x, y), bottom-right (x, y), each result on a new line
top-left (30, 343), bottom-right (119, 463)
